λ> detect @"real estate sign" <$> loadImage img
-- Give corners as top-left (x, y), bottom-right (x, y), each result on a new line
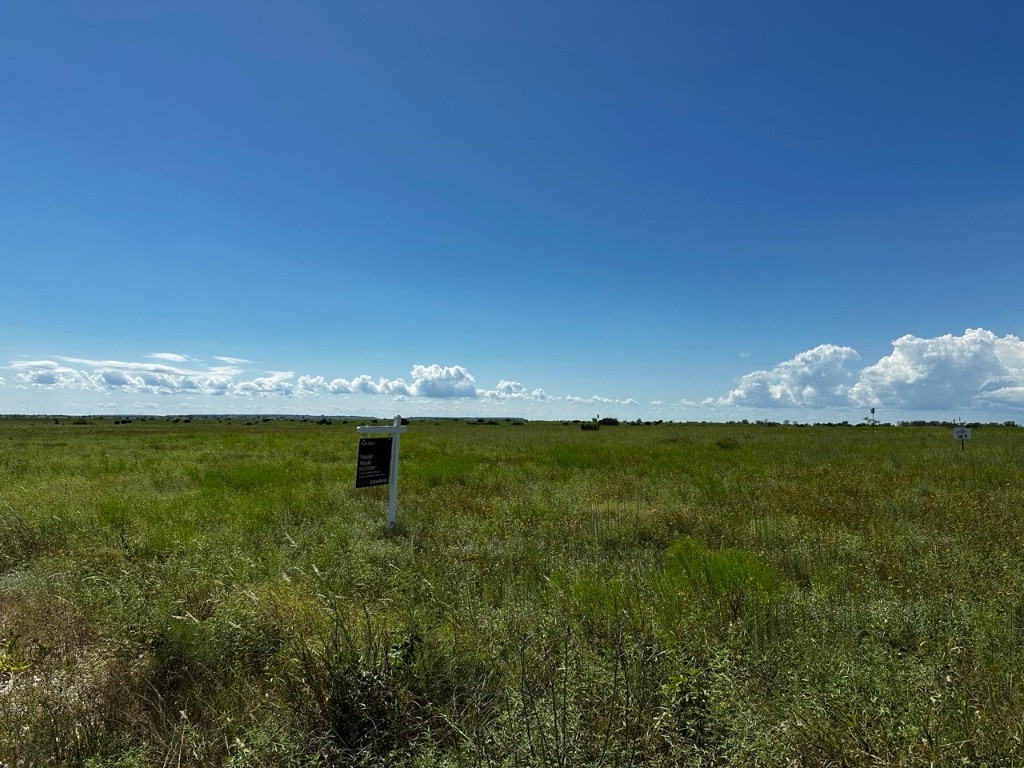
top-left (355, 437), bottom-right (392, 488)
top-left (355, 416), bottom-right (408, 527)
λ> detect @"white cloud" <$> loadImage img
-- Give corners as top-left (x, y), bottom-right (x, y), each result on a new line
top-left (713, 344), bottom-right (860, 408)
top-left (566, 395), bottom-right (610, 405)
top-left (565, 394), bottom-right (636, 406)
top-left (408, 364), bottom-right (477, 398)
top-left (8, 332), bottom-right (1023, 421)
top-left (478, 381), bottom-right (554, 402)
top-left (294, 375), bottom-right (328, 396)
top-left (214, 356), bottom-right (251, 365)
top-left (981, 385), bottom-right (1024, 407)
top-left (101, 370), bottom-right (143, 388)
top-left (495, 380), bottom-right (528, 397)
top-left (12, 360), bottom-right (104, 390)
top-left (7, 356), bottom-right (485, 402)
top-left (850, 329), bottom-right (1024, 411)
top-left (344, 374), bottom-right (411, 396)
top-left (209, 364), bottom-right (245, 377)
top-left (710, 329), bottom-right (1024, 415)
top-left (480, 380), bottom-right (542, 400)
top-left (230, 371), bottom-right (295, 397)
top-left (255, 366), bottom-right (475, 399)
top-left (12, 357), bottom-right (237, 396)
top-left (5, 356), bottom-right (629, 416)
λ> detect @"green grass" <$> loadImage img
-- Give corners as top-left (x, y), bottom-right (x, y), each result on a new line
top-left (1, 417), bottom-right (1023, 765)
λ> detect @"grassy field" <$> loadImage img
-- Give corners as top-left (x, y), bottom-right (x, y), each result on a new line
top-left (1, 417), bottom-right (1023, 766)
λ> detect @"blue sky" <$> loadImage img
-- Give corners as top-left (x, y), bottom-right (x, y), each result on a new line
top-left (2, 2), bottom-right (1022, 421)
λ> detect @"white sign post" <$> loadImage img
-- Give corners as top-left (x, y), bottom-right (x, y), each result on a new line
top-left (356, 415), bottom-right (408, 528)
top-left (953, 426), bottom-right (971, 452)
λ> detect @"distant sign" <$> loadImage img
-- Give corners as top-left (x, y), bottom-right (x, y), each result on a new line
top-left (356, 437), bottom-right (392, 488)
top-left (953, 427), bottom-right (972, 441)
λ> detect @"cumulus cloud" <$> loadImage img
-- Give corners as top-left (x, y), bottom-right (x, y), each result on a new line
top-left (495, 380), bottom-right (528, 397)
top-left (300, 374), bottom-right (411, 396)
top-left (714, 329), bottom-right (1024, 414)
top-left (290, 366), bottom-right (471, 398)
top-left (408, 364), bottom-right (477, 398)
top-left (352, 374), bottom-right (412, 396)
top-left (850, 329), bottom-right (1024, 410)
top-left (713, 344), bottom-right (860, 408)
top-left (293, 375), bottom-right (328, 396)
top-left (5, 355), bottom-right (499, 405)
top-left (11, 357), bottom-right (240, 396)
top-left (12, 360), bottom-right (104, 390)
top-left (230, 371), bottom-right (295, 397)
top-left (9, 332), bottom-right (1022, 419)
top-left (479, 380), bottom-right (551, 401)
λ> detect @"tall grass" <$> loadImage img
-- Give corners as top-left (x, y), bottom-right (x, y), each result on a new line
top-left (0, 417), bottom-right (1022, 765)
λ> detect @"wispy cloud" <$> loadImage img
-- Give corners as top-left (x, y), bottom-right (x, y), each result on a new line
top-left (147, 352), bottom-right (191, 363)
top-left (565, 394), bottom-right (638, 406)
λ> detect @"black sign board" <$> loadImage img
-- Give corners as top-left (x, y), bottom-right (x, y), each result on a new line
top-left (356, 437), bottom-right (392, 488)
